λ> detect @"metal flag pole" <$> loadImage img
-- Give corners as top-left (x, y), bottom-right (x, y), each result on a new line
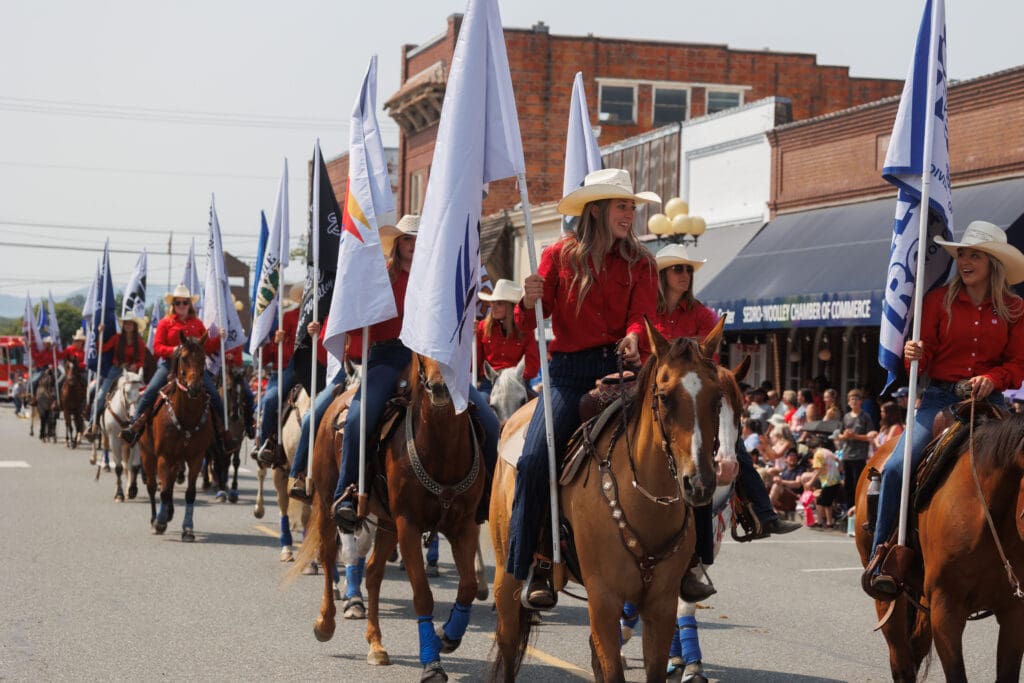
top-left (307, 143), bottom-right (322, 483)
top-left (357, 327), bottom-right (369, 503)
top-left (516, 173), bottom-right (561, 565)
top-left (897, 0), bottom-right (942, 548)
top-left (217, 292), bottom-right (229, 433)
top-left (255, 347), bottom-right (263, 442)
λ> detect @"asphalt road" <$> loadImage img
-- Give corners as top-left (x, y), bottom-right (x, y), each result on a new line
top-left (0, 402), bottom-right (1001, 681)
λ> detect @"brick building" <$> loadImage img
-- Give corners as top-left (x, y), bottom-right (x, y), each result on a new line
top-left (384, 15), bottom-right (904, 225)
top-left (699, 65), bottom-right (1024, 395)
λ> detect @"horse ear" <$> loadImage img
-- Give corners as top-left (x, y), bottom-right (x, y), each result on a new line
top-left (344, 356), bottom-right (356, 377)
top-left (644, 316), bottom-right (670, 359)
top-left (179, 331), bottom-right (187, 346)
top-left (515, 355), bottom-right (527, 376)
top-left (483, 361), bottom-right (499, 383)
top-left (733, 355), bottom-right (751, 383)
top-left (700, 316), bottom-right (726, 361)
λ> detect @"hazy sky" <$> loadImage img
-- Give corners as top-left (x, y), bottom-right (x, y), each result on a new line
top-left (2, 0), bottom-right (1021, 300)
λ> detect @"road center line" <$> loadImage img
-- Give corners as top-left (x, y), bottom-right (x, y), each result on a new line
top-left (801, 567), bottom-right (863, 572)
top-left (0, 461), bottom-right (30, 468)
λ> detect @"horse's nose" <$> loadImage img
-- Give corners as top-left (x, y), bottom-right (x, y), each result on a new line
top-left (682, 475), bottom-right (713, 506)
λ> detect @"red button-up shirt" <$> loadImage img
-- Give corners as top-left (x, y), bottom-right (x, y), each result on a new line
top-left (153, 314), bottom-right (219, 360)
top-left (61, 344), bottom-right (85, 368)
top-left (101, 333), bottom-right (145, 370)
top-left (913, 286), bottom-right (1024, 391)
top-left (347, 270), bottom-right (409, 361)
top-left (260, 307), bottom-right (300, 369)
top-left (31, 346), bottom-right (55, 368)
top-left (653, 300), bottom-right (718, 342)
top-left (476, 319), bottom-right (540, 380)
top-left (515, 240), bottom-right (658, 354)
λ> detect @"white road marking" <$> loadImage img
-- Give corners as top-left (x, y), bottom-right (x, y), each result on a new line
top-left (237, 467), bottom-right (253, 474)
top-left (0, 461), bottom-right (30, 468)
top-left (802, 567), bottom-right (863, 573)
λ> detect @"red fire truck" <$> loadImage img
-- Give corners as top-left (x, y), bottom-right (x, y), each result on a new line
top-left (0, 336), bottom-right (28, 399)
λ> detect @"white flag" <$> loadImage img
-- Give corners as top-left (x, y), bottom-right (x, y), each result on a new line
top-left (562, 71), bottom-right (603, 233)
top-left (203, 196), bottom-right (245, 366)
top-left (122, 249), bottom-right (148, 320)
top-left (878, 0), bottom-right (952, 389)
top-left (182, 238), bottom-right (203, 318)
top-left (23, 293), bottom-right (43, 351)
top-left (148, 298), bottom-right (163, 351)
top-left (249, 161), bottom-right (290, 354)
top-left (47, 291), bottom-right (61, 350)
top-left (81, 260), bottom-right (99, 324)
top-left (400, 0), bottom-right (526, 412)
top-left (323, 56), bottom-right (397, 366)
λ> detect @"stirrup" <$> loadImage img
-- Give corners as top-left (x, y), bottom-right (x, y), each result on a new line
top-left (521, 557), bottom-right (556, 611)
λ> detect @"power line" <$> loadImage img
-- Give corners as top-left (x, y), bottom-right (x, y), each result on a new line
top-left (0, 240), bottom-right (255, 260)
top-left (0, 160), bottom-right (312, 183)
top-left (0, 219), bottom-right (257, 239)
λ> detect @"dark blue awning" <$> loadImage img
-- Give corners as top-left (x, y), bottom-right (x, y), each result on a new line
top-left (700, 177), bottom-right (1024, 331)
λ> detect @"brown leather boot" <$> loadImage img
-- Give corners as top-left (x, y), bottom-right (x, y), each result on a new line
top-left (120, 409), bottom-right (151, 446)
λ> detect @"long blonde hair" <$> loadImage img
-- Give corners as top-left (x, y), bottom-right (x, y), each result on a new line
top-left (942, 254), bottom-right (1022, 325)
top-left (561, 199), bottom-right (652, 312)
top-left (483, 305), bottom-right (522, 342)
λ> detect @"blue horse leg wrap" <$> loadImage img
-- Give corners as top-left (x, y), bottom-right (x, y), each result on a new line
top-left (669, 626), bottom-right (682, 659)
top-left (183, 503), bottom-right (195, 530)
top-left (427, 534), bottom-right (439, 563)
top-left (678, 615), bottom-right (702, 664)
top-left (280, 515), bottom-right (293, 547)
top-left (620, 600), bottom-right (640, 644)
top-left (417, 615), bottom-right (441, 665)
top-left (157, 501), bottom-right (169, 524)
top-left (354, 557), bottom-right (366, 586)
top-left (345, 564), bottom-right (361, 599)
top-left (442, 602), bottom-right (472, 642)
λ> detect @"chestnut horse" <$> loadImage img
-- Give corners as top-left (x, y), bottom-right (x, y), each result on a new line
top-left (855, 408), bottom-right (1024, 682)
top-left (139, 333), bottom-right (215, 541)
top-left (60, 359), bottom-right (87, 448)
top-left (489, 319), bottom-right (724, 682)
top-left (292, 353), bottom-right (484, 682)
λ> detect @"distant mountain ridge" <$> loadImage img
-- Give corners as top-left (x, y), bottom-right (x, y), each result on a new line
top-left (0, 286), bottom-right (173, 318)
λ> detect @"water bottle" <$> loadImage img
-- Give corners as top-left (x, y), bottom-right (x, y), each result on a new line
top-left (865, 470), bottom-right (881, 532)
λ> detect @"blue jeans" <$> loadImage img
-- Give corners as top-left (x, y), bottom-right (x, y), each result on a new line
top-left (736, 437), bottom-right (778, 523)
top-left (507, 346), bottom-right (619, 581)
top-left (96, 366), bottom-right (123, 414)
top-left (291, 368), bottom-right (347, 478)
top-left (259, 362), bottom-right (297, 443)
top-left (133, 359), bottom-right (223, 421)
top-left (871, 385), bottom-right (1004, 554)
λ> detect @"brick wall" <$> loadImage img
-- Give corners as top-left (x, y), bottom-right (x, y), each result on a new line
top-left (769, 66), bottom-right (1024, 213)
top-left (390, 16), bottom-right (904, 217)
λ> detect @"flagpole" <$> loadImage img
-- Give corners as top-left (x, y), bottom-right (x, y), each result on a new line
top-left (307, 144), bottom-right (322, 484)
top-left (516, 173), bottom-right (561, 566)
top-left (91, 244), bottom-right (109, 433)
top-left (255, 347), bottom-right (263, 444)
top-left (897, 0), bottom-right (942, 548)
top-left (357, 327), bottom-right (369, 500)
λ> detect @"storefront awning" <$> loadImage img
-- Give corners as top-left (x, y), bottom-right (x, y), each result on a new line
top-left (700, 177), bottom-right (1024, 331)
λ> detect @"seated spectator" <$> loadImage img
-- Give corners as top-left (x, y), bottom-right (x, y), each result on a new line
top-left (780, 390), bottom-right (798, 425)
top-left (769, 447), bottom-right (807, 514)
top-left (822, 388), bottom-right (841, 421)
top-left (871, 400), bottom-right (906, 451)
top-left (746, 387), bottom-right (771, 422)
top-left (765, 416), bottom-right (796, 472)
top-left (767, 389), bottom-right (784, 417)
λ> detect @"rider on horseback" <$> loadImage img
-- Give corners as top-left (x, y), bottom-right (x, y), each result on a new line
top-left (865, 221), bottom-right (1024, 598)
top-left (62, 329), bottom-right (87, 369)
top-left (329, 215), bottom-right (500, 533)
top-left (476, 279), bottom-right (539, 400)
top-left (120, 284), bottom-right (229, 448)
top-left (252, 284), bottom-right (302, 465)
top-left (28, 336), bottom-right (56, 395)
top-left (84, 313), bottom-right (145, 441)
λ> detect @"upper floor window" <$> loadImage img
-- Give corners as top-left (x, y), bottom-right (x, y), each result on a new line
top-left (409, 169), bottom-right (426, 214)
top-left (599, 84), bottom-right (635, 124)
top-left (707, 90), bottom-right (742, 115)
top-left (653, 87), bottom-right (689, 125)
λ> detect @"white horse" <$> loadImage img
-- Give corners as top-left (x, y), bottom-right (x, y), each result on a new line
top-left (484, 357), bottom-right (533, 425)
top-left (103, 370), bottom-right (145, 502)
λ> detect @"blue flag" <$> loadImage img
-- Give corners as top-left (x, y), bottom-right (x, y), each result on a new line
top-left (246, 211), bottom-right (272, 352)
top-left (87, 242), bottom-right (118, 374)
top-left (878, 0), bottom-right (952, 390)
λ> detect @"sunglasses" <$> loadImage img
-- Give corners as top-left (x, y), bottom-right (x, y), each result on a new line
top-left (668, 264), bottom-right (694, 274)
top-left (173, 299), bottom-right (191, 306)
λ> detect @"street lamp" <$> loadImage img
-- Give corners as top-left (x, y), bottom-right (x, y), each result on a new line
top-left (647, 197), bottom-right (706, 246)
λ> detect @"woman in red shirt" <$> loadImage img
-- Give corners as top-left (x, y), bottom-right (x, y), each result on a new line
top-left (510, 169), bottom-right (660, 608)
top-left (867, 221), bottom-right (1024, 598)
top-left (122, 284), bottom-right (222, 444)
top-left (476, 279), bottom-right (539, 397)
top-left (85, 315), bottom-right (145, 438)
top-left (652, 244), bottom-right (716, 342)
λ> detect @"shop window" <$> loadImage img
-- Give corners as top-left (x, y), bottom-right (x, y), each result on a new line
top-left (599, 84), bottom-right (636, 124)
top-left (707, 90), bottom-right (742, 115)
top-left (653, 87), bottom-right (689, 125)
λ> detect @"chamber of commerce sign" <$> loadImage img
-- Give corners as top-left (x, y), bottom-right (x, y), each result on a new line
top-left (710, 292), bottom-right (882, 330)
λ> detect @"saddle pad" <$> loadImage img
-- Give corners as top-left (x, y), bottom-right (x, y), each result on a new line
top-left (498, 424), bottom-right (527, 468)
top-left (560, 398), bottom-right (627, 487)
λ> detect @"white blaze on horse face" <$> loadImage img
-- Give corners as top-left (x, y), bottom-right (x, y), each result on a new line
top-left (680, 371), bottom-right (703, 469)
top-left (717, 401), bottom-right (737, 462)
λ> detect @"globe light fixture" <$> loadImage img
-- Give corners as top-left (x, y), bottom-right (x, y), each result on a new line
top-left (647, 197), bottom-right (706, 246)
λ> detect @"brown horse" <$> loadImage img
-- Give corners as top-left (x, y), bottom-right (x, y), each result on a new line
top-left (31, 368), bottom-right (59, 443)
top-left (139, 333), bottom-right (215, 541)
top-left (855, 409), bottom-right (1024, 682)
top-left (292, 353), bottom-right (484, 682)
top-left (60, 359), bottom-right (87, 448)
top-left (489, 319), bottom-right (724, 682)
top-left (203, 366), bottom-right (247, 503)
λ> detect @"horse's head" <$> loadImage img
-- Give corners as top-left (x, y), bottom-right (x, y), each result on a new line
top-left (714, 355), bottom-right (751, 486)
top-left (344, 356), bottom-right (362, 391)
top-left (414, 354), bottom-right (450, 408)
top-left (119, 369), bottom-right (145, 406)
top-left (642, 317), bottom-right (723, 506)
top-left (173, 331), bottom-right (208, 399)
top-left (488, 357), bottom-right (531, 424)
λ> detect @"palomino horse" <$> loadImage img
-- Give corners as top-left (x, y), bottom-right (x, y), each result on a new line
top-left (855, 407), bottom-right (1024, 682)
top-left (31, 369), bottom-right (59, 443)
top-left (292, 354), bottom-right (484, 682)
top-left (139, 333), bottom-right (215, 541)
top-left (60, 359), bottom-right (87, 448)
top-left (485, 357), bottom-right (535, 425)
top-left (254, 386), bottom-right (312, 562)
top-left (490, 319), bottom-right (724, 682)
top-left (103, 369), bottom-right (145, 502)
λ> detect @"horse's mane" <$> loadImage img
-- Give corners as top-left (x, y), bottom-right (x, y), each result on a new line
top-left (972, 411), bottom-right (1024, 471)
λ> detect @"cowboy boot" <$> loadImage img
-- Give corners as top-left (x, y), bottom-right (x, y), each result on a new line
top-left (331, 484), bottom-right (359, 533)
top-left (289, 473), bottom-right (312, 503)
top-left (679, 563), bottom-right (717, 603)
top-left (120, 408), bottom-right (152, 446)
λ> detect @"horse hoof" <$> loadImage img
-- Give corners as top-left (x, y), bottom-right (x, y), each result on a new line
top-left (426, 562), bottom-right (440, 578)
top-left (128, 484), bottom-right (138, 499)
top-left (475, 585), bottom-right (489, 601)
top-left (215, 491), bottom-right (227, 503)
top-left (114, 492), bottom-right (125, 503)
top-left (227, 490), bottom-right (238, 504)
top-left (153, 521), bottom-right (167, 535)
top-left (438, 632), bottom-right (461, 654)
top-left (366, 649), bottom-right (391, 666)
top-left (529, 611), bottom-right (543, 625)
top-left (343, 596), bottom-right (366, 620)
top-left (89, 454), bottom-right (97, 465)
top-left (103, 464), bottom-right (111, 472)
top-left (182, 529), bottom-right (195, 542)
top-left (253, 505), bottom-right (265, 519)
top-left (303, 561), bottom-right (319, 576)
top-left (313, 619), bottom-right (335, 643)
top-left (419, 661), bottom-right (446, 681)
top-left (280, 547), bottom-right (294, 562)
top-left (176, 472), bottom-right (185, 485)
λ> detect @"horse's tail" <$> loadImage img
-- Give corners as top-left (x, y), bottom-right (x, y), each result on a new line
top-left (489, 601), bottom-right (535, 682)
top-left (284, 491), bottom-right (325, 587)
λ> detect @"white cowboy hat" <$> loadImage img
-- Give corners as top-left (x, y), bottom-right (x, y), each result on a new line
top-left (934, 220), bottom-right (1024, 284)
top-left (556, 169), bottom-right (661, 217)
top-left (282, 283), bottom-right (303, 312)
top-left (71, 329), bottom-right (87, 342)
top-left (478, 279), bottom-right (523, 304)
top-left (380, 214), bottom-right (420, 255)
top-left (655, 244), bottom-right (707, 273)
top-left (42, 335), bottom-right (53, 345)
top-left (768, 414), bottom-right (788, 428)
top-left (118, 311), bottom-right (148, 330)
top-left (163, 283), bottom-right (200, 306)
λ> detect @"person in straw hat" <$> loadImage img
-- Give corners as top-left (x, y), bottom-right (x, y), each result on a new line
top-left (121, 283), bottom-right (224, 446)
top-left (476, 278), bottom-right (539, 397)
top-left (509, 168), bottom-right (661, 609)
top-left (330, 214), bottom-right (501, 533)
top-left (83, 313), bottom-right (146, 440)
top-left (866, 220), bottom-right (1024, 599)
top-left (62, 328), bottom-right (88, 370)
top-left (252, 282), bottom-right (302, 465)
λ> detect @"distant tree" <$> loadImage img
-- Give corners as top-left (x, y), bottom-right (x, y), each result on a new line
top-left (65, 294), bottom-right (85, 310)
top-left (0, 317), bottom-right (20, 335)
top-left (54, 302), bottom-right (83, 347)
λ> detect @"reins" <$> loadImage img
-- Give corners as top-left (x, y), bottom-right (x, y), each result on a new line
top-left (967, 398), bottom-right (1024, 599)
